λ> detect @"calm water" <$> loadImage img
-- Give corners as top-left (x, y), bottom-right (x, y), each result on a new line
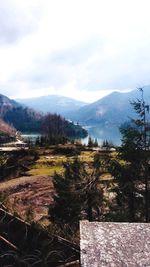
top-left (21, 125), bottom-right (121, 146)
top-left (21, 133), bottom-right (42, 144)
top-left (81, 125), bottom-right (121, 146)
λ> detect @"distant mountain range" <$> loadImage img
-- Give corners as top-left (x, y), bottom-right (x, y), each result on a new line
top-left (67, 86), bottom-right (150, 127)
top-left (17, 95), bottom-right (87, 116)
top-left (1, 86), bottom-right (150, 141)
top-left (16, 86), bottom-right (150, 128)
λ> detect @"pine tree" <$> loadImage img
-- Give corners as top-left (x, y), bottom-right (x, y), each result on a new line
top-left (88, 136), bottom-right (93, 147)
top-left (94, 138), bottom-right (98, 147)
top-left (110, 88), bottom-right (150, 222)
top-left (49, 156), bottom-right (107, 228)
top-left (49, 158), bottom-right (85, 228)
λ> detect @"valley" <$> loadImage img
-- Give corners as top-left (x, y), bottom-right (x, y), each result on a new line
top-left (0, 2), bottom-right (150, 265)
top-left (0, 87), bottom-right (149, 266)
top-left (13, 85), bottom-right (150, 145)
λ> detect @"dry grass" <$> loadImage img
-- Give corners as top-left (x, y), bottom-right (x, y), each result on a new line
top-left (27, 155), bottom-right (67, 176)
top-left (0, 146), bottom-right (114, 224)
top-left (0, 175), bottom-right (53, 222)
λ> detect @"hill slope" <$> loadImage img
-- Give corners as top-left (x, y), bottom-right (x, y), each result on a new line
top-left (69, 86), bottom-right (150, 126)
top-left (0, 119), bottom-right (17, 143)
top-left (0, 94), bottom-right (19, 117)
top-left (17, 95), bottom-right (87, 115)
top-left (0, 94), bottom-right (87, 138)
top-left (0, 94), bottom-right (42, 133)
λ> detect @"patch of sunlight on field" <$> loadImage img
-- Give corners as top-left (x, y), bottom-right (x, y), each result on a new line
top-left (79, 151), bottom-right (96, 162)
top-left (37, 155), bottom-right (67, 165)
top-left (27, 155), bottom-right (66, 176)
top-left (27, 165), bottom-right (64, 176)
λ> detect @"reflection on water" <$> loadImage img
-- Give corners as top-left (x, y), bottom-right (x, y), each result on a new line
top-left (21, 125), bottom-right (121, 146)
top-left (81, 125), bottom-right (121, 146)
top-left (21, 133), bottom-right (41, 144)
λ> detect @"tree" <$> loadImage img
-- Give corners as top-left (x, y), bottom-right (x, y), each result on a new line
top-left (42, 113), bottom-right (87, 145)
top-left (131, 88), bottom-right (150, 222)
top-left (110, 88), bottom-right (150, 222)
top-left (42, 114), bottom-right (67, 145)
top-left (94, 138), bottom-right (98, 147)
top-left (49, 156), bottom-right (107, 229)
top-left (49, 158), bottom-right (84, 228)
top-left (88, 136), bottom-right (94, 147)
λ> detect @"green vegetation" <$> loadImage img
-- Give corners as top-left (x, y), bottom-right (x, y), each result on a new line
top-left (109, 88), bottom-right (150, 222)
top-left (41, 113), bottom-right (87, 145)
top-left (4, 106), bottom-right (42, 132)
top-left (0, 88), bottom-right (150, 265)
top-left (87, 136), bottom-right (99, 147)
top-left (2, 105), bottom-right (87, 140)
top-left (48, 154), bottom-right (109, 241)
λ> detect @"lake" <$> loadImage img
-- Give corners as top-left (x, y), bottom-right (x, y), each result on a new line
top-left (21, 125), bottom-right (121, 146)
top-left (21, 133), bottom-right (42, 144)
top-left (82, 125), bottom-right (121, 146)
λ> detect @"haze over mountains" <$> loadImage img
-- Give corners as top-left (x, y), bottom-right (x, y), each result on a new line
top-left (68, 88), bottom-right (150, 126)
top-left (17, 95), bottom-right (87, 116)
top-left (1, 85), bottom-right (150, 144)
top-left (16, 86), bottom-right (150, 128)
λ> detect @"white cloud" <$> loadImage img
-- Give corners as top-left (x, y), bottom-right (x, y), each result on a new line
top-left (0, 0), bottom-right (150, 102)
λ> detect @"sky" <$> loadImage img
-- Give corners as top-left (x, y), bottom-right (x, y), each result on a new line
top-left (0, 0), bottom-right (150, 103)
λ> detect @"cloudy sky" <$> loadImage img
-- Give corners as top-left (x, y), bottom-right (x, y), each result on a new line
top-left (0, 0), bottom-right (150, 102)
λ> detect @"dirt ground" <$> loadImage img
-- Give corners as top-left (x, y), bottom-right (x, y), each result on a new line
top-left (0, 146), bottom-right (113, 225)
top-left (0, 175), bottom-right (54, 223)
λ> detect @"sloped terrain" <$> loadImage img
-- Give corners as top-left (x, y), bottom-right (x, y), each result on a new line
top-left (68, 86), bottom-right (150, 126)
top-left (17, 95), bottom-right (87, 115)
top-left (0, 175), bottom-right (53, 222)
top-left (0, 208), bottom-right (80, 266)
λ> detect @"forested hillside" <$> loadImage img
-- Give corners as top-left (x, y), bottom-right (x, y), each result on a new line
top-left (0, 119), bottom-right (16, 143)
top-left (0, 94), bottom-right (87, 140)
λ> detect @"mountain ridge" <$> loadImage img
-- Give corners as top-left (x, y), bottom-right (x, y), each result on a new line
top-left (16, 95), bottom-right (87, 115)
top-left (67, 86), bottom-right (150, 126)
top-left (0, 94), bottom-right (87, 139)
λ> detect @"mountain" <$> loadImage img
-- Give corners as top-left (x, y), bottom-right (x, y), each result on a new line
top-left (0, 94), bottom-right (42, 133)
top-left (17, 95), bottom-right (87, 116)
top-left (0, 94), bottom-right (19, 117)
top-left (0, 94), bottom-right (87, 138)
top-left (0, 118), bottom-right (17, 143)
top-left (68, 86), bottom-right (150, 127)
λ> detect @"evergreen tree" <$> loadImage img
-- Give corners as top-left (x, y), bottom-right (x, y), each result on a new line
top-left (94, 138), bottom-right (98, 147)
top-left (49, 156), bottom-right (107, 228)
top-left (49, 158), bottom-right (85, 228)
top-left (110, 88), bottom-right (150, 222)
top-left (88, 136), bottom-right (93, 147)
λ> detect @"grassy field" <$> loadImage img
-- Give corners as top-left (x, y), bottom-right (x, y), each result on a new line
top-left (0, 145), bottom-right (114, 224)
top-left (27, 155), bottom-right (67, 176)
top-left (27, 149), bottom-right (97, 176)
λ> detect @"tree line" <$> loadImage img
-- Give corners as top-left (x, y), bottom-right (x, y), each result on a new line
top-left (48, 88), bottom-right (150, 239)
top-left (2, 105), bottom-right (87, 142)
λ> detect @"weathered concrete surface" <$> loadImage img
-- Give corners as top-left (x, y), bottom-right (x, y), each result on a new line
top-left (80, 221), bottom-right (150, 267)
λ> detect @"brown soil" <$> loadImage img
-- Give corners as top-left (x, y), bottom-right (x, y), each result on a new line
top-left (0, 175), bottom-right (54, 222)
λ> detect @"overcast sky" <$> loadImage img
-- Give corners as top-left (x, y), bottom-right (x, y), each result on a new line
top-left (0, 0), bottom-right (150, 102)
